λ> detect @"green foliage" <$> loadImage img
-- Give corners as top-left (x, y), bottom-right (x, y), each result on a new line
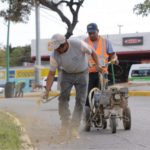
top-left (133, 0), bottom-right (150, 16)
top-left (0, 0), bottom-right (33, 23)
top-left (10, 47), bottom-right (25, 66)
top-left (0, 50), bottom-right (6, 67)
top-left (0, 111), bottom-right (22, 150)
top-left (0, 0), bottom-right (84, 38)
top-left (10, 45), bottom-right (31, 66)
top-left (0, 45), bottom-right (31, 67)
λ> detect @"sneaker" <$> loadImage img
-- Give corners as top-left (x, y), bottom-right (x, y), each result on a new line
top-left (71, 128), bottom-right (80, 139)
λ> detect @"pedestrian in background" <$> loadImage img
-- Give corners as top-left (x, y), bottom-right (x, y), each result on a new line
top-left (15, 81), bottom-right (25, 97)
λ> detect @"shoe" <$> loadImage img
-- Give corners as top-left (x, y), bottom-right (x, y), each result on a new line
top-left (71, 127), bottom-right (80, 139)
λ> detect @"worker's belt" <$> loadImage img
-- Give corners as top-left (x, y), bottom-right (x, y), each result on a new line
top-left (61, 69), bottom-right (88, 74)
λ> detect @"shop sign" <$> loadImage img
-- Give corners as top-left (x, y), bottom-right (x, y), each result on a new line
top-left (123, 36), bottom-right (143, 46)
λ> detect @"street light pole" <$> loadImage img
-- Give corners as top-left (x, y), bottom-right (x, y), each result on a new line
top-left (35, 0), bottom-right (41, 85)
top-left (6, 0), bottom-right (11, 82)
top-left (118, 24), bottom-right (123, 34)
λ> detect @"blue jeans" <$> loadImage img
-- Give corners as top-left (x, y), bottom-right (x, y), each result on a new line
top-left (58, 70), bottom-right (89, 128)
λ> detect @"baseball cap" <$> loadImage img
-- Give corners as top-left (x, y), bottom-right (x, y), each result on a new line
top-left (87, 23), bottom-right (99, 33)
top-left (48, 34), bottom-right (66, 51)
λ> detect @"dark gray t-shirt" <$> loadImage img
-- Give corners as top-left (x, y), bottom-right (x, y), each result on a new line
top-left (49, 39), bottom-right (93, 73)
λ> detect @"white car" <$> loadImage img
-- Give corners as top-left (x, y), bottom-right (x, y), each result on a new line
top-left (0, 87), bottom-right (4, 94)
top-left (128, 63), bottom-right (150, 84)
top-left (42, 77), bottom-right (47, 88)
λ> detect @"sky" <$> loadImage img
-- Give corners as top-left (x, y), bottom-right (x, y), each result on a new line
top-left (0, 0), bottom-right (150, 47)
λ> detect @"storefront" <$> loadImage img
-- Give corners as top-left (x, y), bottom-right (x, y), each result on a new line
top-left (31, 32), bottom-right (150, 83)
top-left (105, 32), bottom-right (150, 82)
top-left (0, 67), bottom-right (50, 92)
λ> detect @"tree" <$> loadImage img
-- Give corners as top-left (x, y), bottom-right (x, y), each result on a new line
top-left (10, 47), bottom-right (24, 66)
top-left (10, 45), bottom-right (31, 66)
top-left (134, 0), bottom-right (150, 16)
top-left (0, 0), bottom-right (84, 38)
top-left (0, 50), bottom-right (6, 67)
top-left (0, 45), bottom-right (31, 67)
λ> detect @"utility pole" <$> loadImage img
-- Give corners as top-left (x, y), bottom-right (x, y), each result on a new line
top-left (118, 24), bottom-right (123, 34)
top-left (35, 0), bottom-right (41, 85)
top-left (6, 0), bottom-right (11, 82)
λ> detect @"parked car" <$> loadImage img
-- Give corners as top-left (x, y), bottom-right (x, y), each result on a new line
top-left (42, 77), bottom-right (47, 89)
top-left (128, 63), bottom-right (150, 84)
top-left (0, 87), bottom-right (4, 94)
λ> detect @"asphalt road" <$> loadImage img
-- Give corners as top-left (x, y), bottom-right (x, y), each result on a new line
top-left (0, 96), bottom-right (150, 150)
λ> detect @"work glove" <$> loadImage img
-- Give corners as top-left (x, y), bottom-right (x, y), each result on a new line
top-left (111, 58), bottom-right (119, 65)
top-left (97, 65), bottom-right (105, 73)
top-left (42, 90), bottom-right (49, 100)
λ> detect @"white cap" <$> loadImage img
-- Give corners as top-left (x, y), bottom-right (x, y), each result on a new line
top-left (48, 34), bottom-right (66, 51)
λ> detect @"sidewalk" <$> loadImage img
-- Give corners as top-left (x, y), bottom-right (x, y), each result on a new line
top-left (15, 82), bottom-right (150, 97)
top-left (0, 83), bottom-right (150, 99)
top-left (113, 83), bottom-right (150, 96)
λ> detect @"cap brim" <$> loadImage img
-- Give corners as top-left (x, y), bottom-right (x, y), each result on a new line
top-left (87, 29), bottom-right (97, 33)
top-left (48, 41), bottom-right (65, 51)
top-left (48, 41), bottom-right (60, 51)
top-left (48, 37), bottom-right (66, 51)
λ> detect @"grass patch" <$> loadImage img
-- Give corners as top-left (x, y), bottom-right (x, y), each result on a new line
top-left (0, 111), bottom-right (22, 150)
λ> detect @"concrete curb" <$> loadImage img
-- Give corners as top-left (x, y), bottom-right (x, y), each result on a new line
top-left (129, 91), bottom-right (150, 96)
top-left (0, 90), bottom-right (150, 99)
top-left (25, 90), bottom-right (150, 97)
top-left (22, 91), bottom-right (76, 98)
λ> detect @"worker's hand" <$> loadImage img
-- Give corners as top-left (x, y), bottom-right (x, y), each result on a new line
top-left (43, 90), bottom-right (49, 100)
top-left (97, 65), bottom-right (105, 73)
top-left (111, 58), bottom-right (119, 65)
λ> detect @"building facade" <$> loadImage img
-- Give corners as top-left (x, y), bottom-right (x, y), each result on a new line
top-left (31, 32), bottom-right (150, 83)
top-left (105, 32), bottom-right (150, 82)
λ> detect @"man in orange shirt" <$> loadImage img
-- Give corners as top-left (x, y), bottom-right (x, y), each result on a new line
top-left (85, 23), bottom-right (118, 107)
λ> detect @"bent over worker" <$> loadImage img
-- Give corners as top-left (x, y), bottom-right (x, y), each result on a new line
top-left (45, 34), bottom-right (101, 139)
top-left (85, 23), bottom-right (118, 107)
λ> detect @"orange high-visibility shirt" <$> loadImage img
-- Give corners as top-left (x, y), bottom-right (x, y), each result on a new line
top-left (85, 36), bottom-right (109, 73)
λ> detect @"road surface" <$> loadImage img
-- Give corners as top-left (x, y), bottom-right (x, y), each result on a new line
top-left (0, 96), bottom-right (150, 150)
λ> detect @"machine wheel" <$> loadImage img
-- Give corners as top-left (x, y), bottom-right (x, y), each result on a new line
top-left (123, 107), bottom-right (131, 130)
top-left (110, 115), bottom-right (117, 133)
top-left (84, 106), bottom-right (91, 132)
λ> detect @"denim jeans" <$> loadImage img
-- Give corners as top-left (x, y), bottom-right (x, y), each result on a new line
top-left (58, 69), bottom-right (89, 128)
